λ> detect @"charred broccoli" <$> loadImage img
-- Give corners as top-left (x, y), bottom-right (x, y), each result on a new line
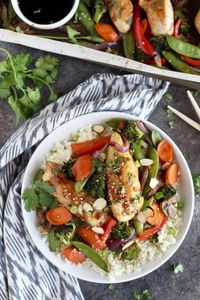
top-left (85, 159), bottom-right (106, 198)
top-left (62, 159), bottom-right (76, 179)
top-left (121, 242), bottom-right (140, 261)
top-left (150, 35), bottom-right (169, 52)
top-left (154, 186), bottom-right (176, 200)
top-left (112, 222), bottom-right (133, 240)
top-left (122, 121), bottom-right (144, 143)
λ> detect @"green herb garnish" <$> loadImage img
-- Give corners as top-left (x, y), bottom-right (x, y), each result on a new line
top-left (172, 263), bottom-right (184, 274)
top-left (192, 174), bottom-right (200, 196)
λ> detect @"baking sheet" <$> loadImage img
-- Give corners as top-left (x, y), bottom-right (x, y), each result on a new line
top-left (0, 28), bottom-right (200, 88)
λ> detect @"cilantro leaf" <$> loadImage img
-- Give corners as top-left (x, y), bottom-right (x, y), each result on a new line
top-left (35, 55), bottom-right (59, 72)
top-left (48, 228), bottom-right (61, 251)
top-left (133, 289), bottom-right (152, 300)
top-left (22, 187), bottom-right (39, 211)
top-left (0, 49), bottom-right (60, 122)
top-left (172, 263), bottom-right (184, 274)
top-left (66, 25), bottom-right (81, 40)
top-left (192, 174), bottom-right (200, 196)
top-left (108, 284), bottom-right (118, 293)
top-left (34, 180), bottom-right (55, 194)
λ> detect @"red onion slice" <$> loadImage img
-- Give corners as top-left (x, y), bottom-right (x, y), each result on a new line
top-left (140, 166), bottom-right (149, 192)
top-left (136, 121), bottom-right (149, 134)
top-left (107, 231), bottom-right (135, 250)
top-left (148, 180), bottom-right (164, 198)
top-left (110, 135), bottom-right (130, 153)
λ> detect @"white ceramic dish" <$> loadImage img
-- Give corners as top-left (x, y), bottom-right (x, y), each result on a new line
top-left (21, 111), bottom-right (194, 283)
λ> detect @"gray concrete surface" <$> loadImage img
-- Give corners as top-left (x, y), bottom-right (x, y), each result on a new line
top-left (0, 41), bottom-right (199, 300)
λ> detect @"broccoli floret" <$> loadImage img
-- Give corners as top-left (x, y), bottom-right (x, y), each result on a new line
top-left (112, 222), bottom-right (133, 240)
top-left (122, 120), bottom-right (144, 143)
top-left (48, 223), bottom-right (76, 251)
top-left (135, 48), bottom-right (152, 63)
top-left (62, 159), bottom-right (76, 179)
top-left (154, 186), bottom-right (176, 200)
top-left (150, 35), bottom-right (169, 52)
top-left (121, 242), bottom-right (140, 261)
top-left (85, 159), bottom-right (106, 198)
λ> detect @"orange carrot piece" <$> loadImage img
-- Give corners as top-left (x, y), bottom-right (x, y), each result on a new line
top-left (46, 207), bottom-right (72, 225)
top-left (95, 23), bottom-right (119, 42)
top-left (77, 227), bottom-right (106, 250)
top-left (157, 139), bottom-right (173, 163)
top-left (72, 154), bottom-right (93, 181)
top-left (165, 164), bottom-right (179, 185)
top-left (63, 246), bottom-right (86, 264)
top-left (147, 200), bottom-right (165, 226)
top-left (71, 136), bottom-right (110, 157)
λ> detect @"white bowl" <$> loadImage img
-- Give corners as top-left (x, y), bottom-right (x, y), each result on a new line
top-left (21, 111), bottom-right (194, 283)
top-left (11, 0), bottom-right (80, 30)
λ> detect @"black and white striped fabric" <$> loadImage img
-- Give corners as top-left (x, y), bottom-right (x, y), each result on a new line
top-left (0, 73), bottom-right (169, 300)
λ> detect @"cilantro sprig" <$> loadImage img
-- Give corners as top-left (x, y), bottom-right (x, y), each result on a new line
top-left (0, 48), bottom-right (59, 122)
top-left (192, 174), bottom-right (200, 196)
top-left (22, 180), bottom-right (57, 211)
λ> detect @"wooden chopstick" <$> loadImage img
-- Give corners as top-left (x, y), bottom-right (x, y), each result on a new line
top-left (187, 90), bottom-right (200, 120)
top-left (167, 105), bottom-right (200, 132)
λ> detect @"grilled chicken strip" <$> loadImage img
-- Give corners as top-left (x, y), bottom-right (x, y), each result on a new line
top-left (106, 132), bottom-right (143, 222)
top-left (106, 0), bottom-right (133, 33)
top-left (195, 10), bottom-right (200, 34)
top-left (139, 0), bottom-right (174, 36)
top-left (43, 162), bottom-right (108, 227)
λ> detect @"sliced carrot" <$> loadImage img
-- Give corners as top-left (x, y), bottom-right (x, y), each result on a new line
top-left (147, 200), bottom-right (165, 226)
top-left (95, 23), bottom-right (119, 42)
top-left (46, 207), bottom-right (72, 225)
top-left (77, 227), bottom-right (106, 250)
top-left (165, 164), bottom-right (179, 185)
top-left (72, 154), bottom-right (92, 181)
top-left (71, 136), bottom-right (111, 157)
top-left (139, 215), bottom-right (168, 241)
top-left (63, 246), bottom-right (86, 264)
top-left (157, 139), bottom-right (173, 163)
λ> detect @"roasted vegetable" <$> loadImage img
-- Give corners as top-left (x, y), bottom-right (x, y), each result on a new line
top-left (154, 186), bottom-right (176, 200)
top-left (85, 159), bottom-right (106, 198)
top-left (62, 159), bottom-right (76, 179)
top-left (48, 223), bottom-right (76, 251)
top-left (122, 120), bottom-right (144, 143)
top-left (112, 221), bottom-right (133, 240)
top-left (121, 242), bottom-right (140, 260)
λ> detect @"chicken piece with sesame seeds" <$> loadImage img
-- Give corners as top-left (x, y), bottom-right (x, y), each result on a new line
top-left (106, 132), bottom-right (143, 222)
top-left (42, 162), bottom-right (109, 227)
top-left (139, 0), bottom-right (174, 36)
top-left (106, 0), bottom-right (133, 33)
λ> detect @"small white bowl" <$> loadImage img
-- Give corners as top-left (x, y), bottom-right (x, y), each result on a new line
top-left (11, 0), bottom-right (80, 30)
top-left (21, 111), bottom-right (194, 283)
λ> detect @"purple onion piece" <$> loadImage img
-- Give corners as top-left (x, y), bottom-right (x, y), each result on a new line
top-left (87, 41), bottom-right (117, 51)
top-left (136, 121), bottom-right (149, 134)
top-left (144, 133), bottom-right (153, 146)
top-left (140, 166), bottom-right (149, 192)
top-left (107, 231), bottom-right (135, 250)
top-left (110, 135), bottom-right (130, 153)
top-left (92, 150), bottom-right (102, 160)
top-left (148, 179), bottom-right (164, 198)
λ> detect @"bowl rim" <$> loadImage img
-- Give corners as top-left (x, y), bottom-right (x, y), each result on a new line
top-left (21, 111), bottom-right (195, 283)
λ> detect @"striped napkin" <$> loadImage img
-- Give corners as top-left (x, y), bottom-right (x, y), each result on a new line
top-left (0, 73), bottom-right (169, 300)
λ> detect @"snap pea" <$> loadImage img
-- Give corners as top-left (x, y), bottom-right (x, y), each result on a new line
top-left (166, 36), bottom-right (200, 59)
top-left (77, 2), bottom-right (96, 36)
top-left (151, 130), bottom-right (162, 148)
top-left (134, 219), bottom-right (143, 234)
top-left (142, 146), bottom-right (159, 197)
top-left (93, 0), bottom-right (106, 23)
top-left (148, 146), bottom-right (159, 178)
top-left (72, 241), bottom-right (108, 272)
top-left (162, 51), bottom-right (199, 75)
top-left (123, 30), bottom-right (135, 60)
top-left (132, 142), bottom-right (145, 161)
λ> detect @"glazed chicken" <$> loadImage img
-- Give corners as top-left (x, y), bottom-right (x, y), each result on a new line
top-left (195, 10), bottom-right (200, 34)
top-left (43, 162), bottom-right (108, 227)
top-left (139, 0), bottom-right (174, 36)
top-left (106, 132), bottom-right (143, 222)
top-left (107, 0), bottom-right (133, 33)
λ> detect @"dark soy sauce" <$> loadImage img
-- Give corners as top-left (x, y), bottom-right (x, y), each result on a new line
top-left (18, 0), bottom-right (74, 24)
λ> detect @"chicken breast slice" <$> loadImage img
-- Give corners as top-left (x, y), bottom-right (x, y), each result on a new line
top-left (195, 10), bottom-right (200, 34)
top-left (139, 0), bottom-right (174, 36)
top-left (106, 132), bottom-right (143, 222)
top-left (107, 0), bottom-right (133, 33)
top-left (42, 162), bottom-right (108, 227)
